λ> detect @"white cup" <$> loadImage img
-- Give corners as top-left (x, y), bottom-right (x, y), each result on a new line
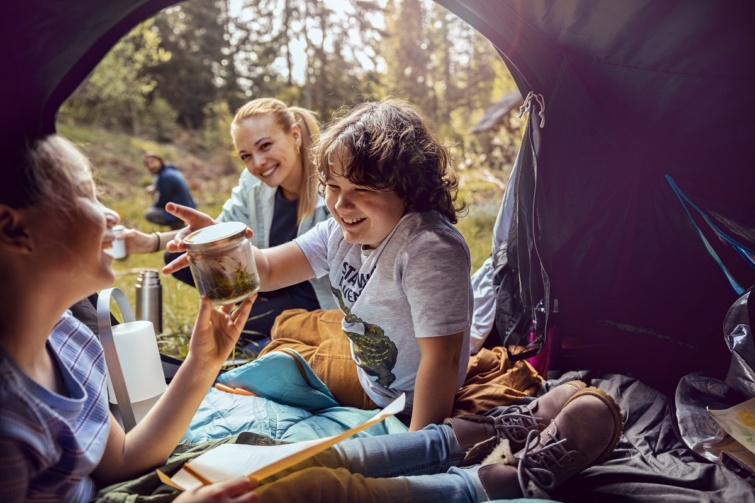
top-left (107, 225), bottom-right (127, 259)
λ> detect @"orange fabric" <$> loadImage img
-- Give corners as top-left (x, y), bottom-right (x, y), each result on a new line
top-left (261, 309), bottom-right (543, 417)
top-left (452, 346), bottom-right (543, 416)
top-left (259, 309), bottom-right (376, 410)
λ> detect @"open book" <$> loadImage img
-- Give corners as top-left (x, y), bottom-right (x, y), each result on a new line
top-left (158, 393), bottom-right (406, 491)
top-left (708, 397), bottom-right (755, 477)
top-left (708, 396), bottom-right (755, 456)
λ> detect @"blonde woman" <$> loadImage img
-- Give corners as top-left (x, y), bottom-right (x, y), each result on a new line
top-left (125, 99), bottom-right (334, 347)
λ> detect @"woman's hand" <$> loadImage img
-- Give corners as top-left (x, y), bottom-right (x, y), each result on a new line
top-left (189, 295), bottom-right (255, 368)
top-left (121, 228), bottom-right (162, 255)
top-left (165, 202), bottom-right (216, 248)
top-left (173, 477), bottom-right (258, 503)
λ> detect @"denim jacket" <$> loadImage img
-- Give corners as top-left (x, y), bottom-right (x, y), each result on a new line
top-left (217, 170), bottom-right (336, 309)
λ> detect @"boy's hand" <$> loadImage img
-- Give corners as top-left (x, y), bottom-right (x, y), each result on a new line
top-left (189, 295), bottom-right (255, 367)
top-left (162, 203), bottom-right (253, 275)
top-left (173, 477), bottom-right (258, 503)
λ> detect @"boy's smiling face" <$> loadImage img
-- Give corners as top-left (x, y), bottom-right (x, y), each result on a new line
top-left (324, 165), bottom-right (406, 249)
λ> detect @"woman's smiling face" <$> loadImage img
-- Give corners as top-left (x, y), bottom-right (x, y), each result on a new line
top-left (232, 115), bottom-right (302, 199)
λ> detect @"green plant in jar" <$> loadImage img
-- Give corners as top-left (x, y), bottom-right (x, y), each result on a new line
top-left (192, 255), bottom-right (260, 304)
top-left (184, 222), bottom-right (261, 306)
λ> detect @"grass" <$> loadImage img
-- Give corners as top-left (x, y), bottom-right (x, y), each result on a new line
top-left (455, 209), bottom-right (497, 272)
top-left (68, 124), bottom-right (508, 359)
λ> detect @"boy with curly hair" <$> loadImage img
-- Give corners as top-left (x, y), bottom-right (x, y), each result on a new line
top-left (167, 99), bottom-right (472, 430)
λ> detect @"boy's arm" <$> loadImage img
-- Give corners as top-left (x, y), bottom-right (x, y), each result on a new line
top-left (409, 332), bottom-right (464, 431)
top-left (253, 241), bottom-right (316, 292)
top-left (161, 203), bottom-right (317, 291)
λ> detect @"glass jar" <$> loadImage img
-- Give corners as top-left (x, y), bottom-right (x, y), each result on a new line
top-left (183, 222), bottom-right (260, 306)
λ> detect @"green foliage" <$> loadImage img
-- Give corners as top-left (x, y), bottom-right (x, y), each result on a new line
top-left (228, 0), bottom-right (289, 103)
top-left (61, 0), bottom-right (522, 167)
top-left (57, 0), bottom-right (530, 355)
top-left (151, 1), bottom-right (231, 128)
top-left (143, 96), bottom-right (180, 141)
top-left (384, 0), bottom-right (433, 111)
top-left (60, 19), bottom-right (173, 136)
top-left (200, 100), bottom-right (237, 174)
top-left (455, 210), bottom-right (497, 272)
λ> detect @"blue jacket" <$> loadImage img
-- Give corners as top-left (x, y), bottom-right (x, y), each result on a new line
top-left (154, 165), bottom-right (196, 223)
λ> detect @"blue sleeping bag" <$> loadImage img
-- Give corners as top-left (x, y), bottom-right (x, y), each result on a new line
top-left (183, 350), bottom-right (408, 443)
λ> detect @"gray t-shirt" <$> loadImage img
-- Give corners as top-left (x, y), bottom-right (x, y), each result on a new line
top-left (296, 211), bottom-right (473, 409)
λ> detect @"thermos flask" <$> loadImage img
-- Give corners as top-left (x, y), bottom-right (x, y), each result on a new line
top-left (135, 269), bottom-right (163, 334)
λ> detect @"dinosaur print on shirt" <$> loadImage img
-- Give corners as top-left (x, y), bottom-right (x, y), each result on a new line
top-left (332, 286), bottom-right (398, 387)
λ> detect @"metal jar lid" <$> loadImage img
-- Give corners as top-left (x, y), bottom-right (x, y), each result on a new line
top-left (183, 221), bottom-right (247, 251)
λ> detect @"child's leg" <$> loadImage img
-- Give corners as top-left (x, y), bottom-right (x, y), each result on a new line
top-left (331, 423), bottom-right (467, 477)
top-left (267, 423), bottom-right (467, 482)
top-left (255, 466), bottom-right (483, 503)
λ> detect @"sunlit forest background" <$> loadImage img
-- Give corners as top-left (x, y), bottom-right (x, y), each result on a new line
top-left (57, 0), bottom-right (525, 355)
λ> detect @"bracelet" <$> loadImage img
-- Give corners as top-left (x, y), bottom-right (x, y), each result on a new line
top-left (152, 232), bottom-right (161, 252)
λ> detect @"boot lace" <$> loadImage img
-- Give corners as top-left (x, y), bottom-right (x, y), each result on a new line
top-left (490, 404), bottom-right (543, 444)
top-left (515, 428), bottom-right (568, 495)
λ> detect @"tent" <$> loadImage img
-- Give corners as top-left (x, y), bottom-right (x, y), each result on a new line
top-left (2, 0), bottom-right (755, 392)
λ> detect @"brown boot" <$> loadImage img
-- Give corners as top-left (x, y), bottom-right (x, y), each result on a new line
top-left (445, 380), bottom-right (587, 466)
top-left (476, 386), bottom-right (623, 500)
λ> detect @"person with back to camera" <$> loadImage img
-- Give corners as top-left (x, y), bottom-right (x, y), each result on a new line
top-left (123, 99), bottom-right (335, 349)
top-left (163, 99), bottom-right (473, 431)
top-left (142, 152), bottom-right (197, 230)
top-left (0, 134), bottom-right (257, 502)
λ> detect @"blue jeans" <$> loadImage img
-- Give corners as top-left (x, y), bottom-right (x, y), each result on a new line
top-left (255, 424), bottom-right (488, 502)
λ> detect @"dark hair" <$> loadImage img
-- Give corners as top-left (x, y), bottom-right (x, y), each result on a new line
top-left (315, 99), bottom-right (464, 223)
top-left (142, 152), bottom-right (165, 168)
top-left (1, 135), bottom-right (91, 210)
top-left (232, 98), bottom-right (320, 224)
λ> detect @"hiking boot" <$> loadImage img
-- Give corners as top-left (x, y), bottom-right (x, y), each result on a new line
top-left (476, 386), bottom-right (623, 500)
top-left (445, 380), bottom-right (586, 466)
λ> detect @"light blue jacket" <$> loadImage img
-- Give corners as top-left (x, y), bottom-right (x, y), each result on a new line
top-left (217, 170), bottom-right (336, 310)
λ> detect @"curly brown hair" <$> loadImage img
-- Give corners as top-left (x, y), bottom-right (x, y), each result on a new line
top-left (315, 99), bottom-right (464, 223)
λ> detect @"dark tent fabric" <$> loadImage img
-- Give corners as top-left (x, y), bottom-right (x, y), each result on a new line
top-left (438, 0), bottom-right (755, 391)
top-left (2, 0), bottom-right (755, 393)
top-left (0, 1), bottom-right (175, 142)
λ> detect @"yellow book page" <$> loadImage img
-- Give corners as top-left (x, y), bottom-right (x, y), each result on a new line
top-left (159, 393), bottom-right (406, 491)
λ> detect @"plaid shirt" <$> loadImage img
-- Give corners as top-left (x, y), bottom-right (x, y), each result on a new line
top-left (0, 311), bottom-right (110, 502)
